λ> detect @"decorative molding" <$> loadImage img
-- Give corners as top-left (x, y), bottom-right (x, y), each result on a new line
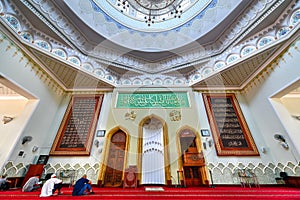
top-left (125, 111), bottom-right (137, 121)
top-left (241, 37), bottom-right (300, 93)
top-left (169, 110), bottom-right (181, 122)
top-left (0, 32), bottom-right (65, 95)
top-left (2, 161), bottom-right (299, 185)
top-left (206, 161), bottom-right (300, 184)
top-left (0, 0), bottom-right (299, 87)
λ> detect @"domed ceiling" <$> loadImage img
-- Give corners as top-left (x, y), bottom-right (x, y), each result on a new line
top-left (61, 0), bottom-right (247, 52)
top-left (0, 0), bottom-right (298, 91)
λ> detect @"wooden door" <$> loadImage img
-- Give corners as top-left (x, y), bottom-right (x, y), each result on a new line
top-left (184, 167), bottom-right (203, 186)
top-left (104, 131), bottom-right (126, 187)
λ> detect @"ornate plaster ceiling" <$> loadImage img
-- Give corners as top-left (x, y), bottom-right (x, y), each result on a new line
top-left (0, 0), bottom-right (299, 92)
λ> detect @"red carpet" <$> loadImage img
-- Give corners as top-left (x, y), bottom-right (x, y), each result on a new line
top-left (0, 186), bottom-right (300, 199)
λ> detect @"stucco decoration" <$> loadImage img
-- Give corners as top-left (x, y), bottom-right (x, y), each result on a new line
top-left (169, 110), bottom-right (181, 121)
top-left (2, 161), bottom-right (299, 185)
top-left (72, 0), bottom-right (222, 51)
top-left (1, 0), bottom-right (299, 86)
top-left (125, 111), bottom-right (137, 121)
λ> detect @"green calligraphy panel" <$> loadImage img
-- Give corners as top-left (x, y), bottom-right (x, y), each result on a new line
top-left (116, 92), bottom-right (190, 108)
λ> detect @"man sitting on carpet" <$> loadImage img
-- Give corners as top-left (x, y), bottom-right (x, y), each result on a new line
top-left (72, 174), bottom-right (94, 196)
top-left (40, 174), bottom-right (63, 197)
top-left (22, 174), bottom-right (42, 192)
top-left (0, 174), bottom-right (11, 191)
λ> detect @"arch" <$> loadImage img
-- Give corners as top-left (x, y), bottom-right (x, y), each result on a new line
top-left (98, 126), bottom-right (130, 187)
top-left (67, 56), bottom-right (81, 66)
top-left (176, 125), bottom-right (209, 186)
top-left (4, 14), bottom-right (21, 32)
top-left (137, 114), bottom-right (171, 185)
top-left (226, 54), bottom-right (240, 64)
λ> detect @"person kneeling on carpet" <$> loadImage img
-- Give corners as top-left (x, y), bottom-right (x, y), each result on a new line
top-left (0, 174), bottom-right (11, 191)
top-left (72, 174), bottom-right (94, 196)
top-left (22, 174), bottom-right (42, 192)
top-left (40, 174), bottom-right (63, 197)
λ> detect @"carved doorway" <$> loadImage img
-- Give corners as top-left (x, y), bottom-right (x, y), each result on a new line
top-left (179, 129), bottom-right (206, 186)
top-left (104, 131), bottom-right (126, 187)
top-left (141, 118), bottom-right (165, 184)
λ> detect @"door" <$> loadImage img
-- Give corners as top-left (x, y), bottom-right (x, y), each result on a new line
top-left (104, 131), bottom-right (126, 187)
top-left (183, 167), bottom-right (203, 186)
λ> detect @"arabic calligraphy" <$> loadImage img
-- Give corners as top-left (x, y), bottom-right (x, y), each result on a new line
top-left (59, 98), bottom-right (97, 148)
top-left (116, 92), bottom-right (189, 108)
top-left (210, 96), bottom-right (249, 148)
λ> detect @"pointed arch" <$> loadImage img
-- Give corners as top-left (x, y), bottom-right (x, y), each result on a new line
top-left (98, 126), bottom-right (130, 186)
top-left (176, 125), bottom-right (209, 186)
top-left (137, 114), bottom-right (171, 185)
top-left (176, 126), bottom-right (202, 168)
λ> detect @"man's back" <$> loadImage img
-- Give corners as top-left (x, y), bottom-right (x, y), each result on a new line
top-left (22, 176), bottom-right (38, 192)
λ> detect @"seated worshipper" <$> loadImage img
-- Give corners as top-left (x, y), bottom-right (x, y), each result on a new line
top-left (72, 174), bottom-right (95, 196)
top-left (22, 174), bottom-right (42, 192)
top-left (40, 174), bottom-right (63, 197)
top-left (0, 174), bottom-right (11, 191)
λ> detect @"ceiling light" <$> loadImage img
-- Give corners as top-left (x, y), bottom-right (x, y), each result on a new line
top-left (117, 0), bottom-right (184, 26)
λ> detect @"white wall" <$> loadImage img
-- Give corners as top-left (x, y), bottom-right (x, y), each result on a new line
top-left (0, 34), bottom-right (67, 169)
top-left (0, 98), bottom-right (30, 168)
top-left (243, 39), bottom-right (300, 164)
top-left (281, 97), bottom-right (300, 116)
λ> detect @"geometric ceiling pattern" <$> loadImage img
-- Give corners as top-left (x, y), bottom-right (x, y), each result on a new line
top-left (192, 45), bottom-right (280, 90)
top-left (0, 0), bottom-right (299, 92)
top-left (31, 50), bottom-right (114, 91)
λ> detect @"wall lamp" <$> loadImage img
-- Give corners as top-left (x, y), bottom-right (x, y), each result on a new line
top-left (2, 116), bottom-right (13, 124)
top-left (21, 136), bottom-right (33, 145)
top-left (274, 133), bottom-right (289, 150)
top-left (292, 115), bottom-right (300, 121)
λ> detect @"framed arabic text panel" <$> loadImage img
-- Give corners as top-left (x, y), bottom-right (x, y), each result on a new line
top-left (116, 92), bottom-right (190, 108)
top-left (202, 93), bottom-right (259, 156)
top-left (50, 95), bottom-right (104, 156)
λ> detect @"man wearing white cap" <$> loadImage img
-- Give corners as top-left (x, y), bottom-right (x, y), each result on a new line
top-left (40, 174), bottom-right (63, 197)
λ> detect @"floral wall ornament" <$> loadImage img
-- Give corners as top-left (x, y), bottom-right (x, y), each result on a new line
top-left (125, 111), bottom-right (137, 120)
top-left (169, 110), bottom-right (181, 121)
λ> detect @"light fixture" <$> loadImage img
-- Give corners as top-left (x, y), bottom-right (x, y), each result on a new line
top-left (274, 134), bottom-right (289, 150)
top-left (94, 139), bottom-right (100, 148)
top-left (21, 136), bottom-right (33, 145)
top-left (117, 0), bottom-right (184, 26)
top-left (291, 115), bottom-right (300, 120)
top-left (32, 146), bottom-right (39, 152)
top-left (261, 147), bottom-right (267, 154)
top-left (2, 116), bottom-right (13, 124)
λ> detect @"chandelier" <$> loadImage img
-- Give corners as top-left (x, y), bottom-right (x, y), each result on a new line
top-left (117, 0), bottom-right (184, 26)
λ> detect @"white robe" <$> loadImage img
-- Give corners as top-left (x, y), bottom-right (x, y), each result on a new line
top-left (40, 177), bottom-right (62, 197)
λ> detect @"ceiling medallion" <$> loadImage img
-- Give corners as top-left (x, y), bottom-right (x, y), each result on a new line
top-left (117, 0), bottom-right (184, 26)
